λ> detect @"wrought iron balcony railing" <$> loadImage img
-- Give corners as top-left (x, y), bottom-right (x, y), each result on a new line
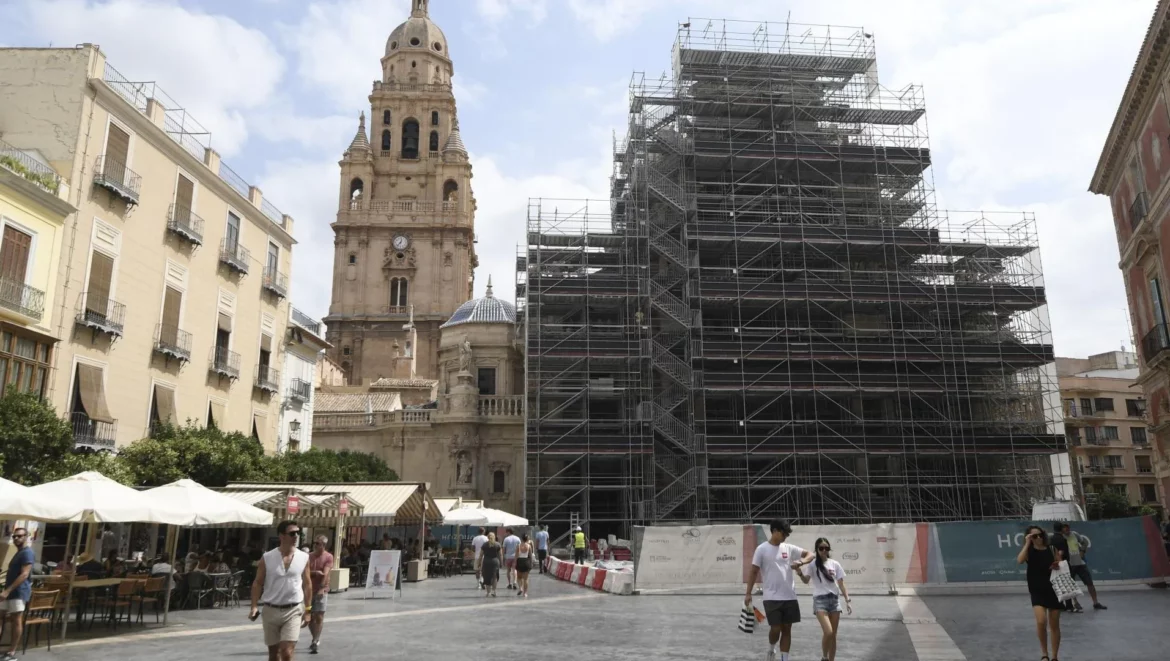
top-left (209, 346), bottom-right (240, 379)
top-left (0, 137), bottom-right (61, 194)
top-left (71, 411), bottom-right (116, 450)
top-left (262, 268), bottom-right (288, 298)
top-left (75, 292), bottom-right (126, 337)
top-left (1141, 323), bottom-right (1170, 366)
top-left (288, 378), bottom-right (312, 403)
top-left (290, 308), bottom-right (321, 335)
top-left (219, 239), bottom-right (250, 274)
top-left (1130, 191), bottom-right (1149, 230)
top-left (0, 276), bottom-right (45, 321)
top-left (154, 323), bottom-right (192, 362)
top-left (167, 203), bottom-right (205, 245)
top-left (255, 364), bottom-right (280, 393)
top-left (93, 155), bottom-right (141, 204)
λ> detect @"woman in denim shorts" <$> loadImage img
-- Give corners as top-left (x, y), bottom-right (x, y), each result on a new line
top-left (799, 537), bottom-right (852, 661)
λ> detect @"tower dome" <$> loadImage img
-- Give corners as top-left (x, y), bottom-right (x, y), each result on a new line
top-left (385, 0), bottom-right (449, 60)
top-left (441, 277), bottom-right (515, 328)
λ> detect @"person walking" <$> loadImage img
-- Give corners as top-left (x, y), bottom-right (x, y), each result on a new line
top-left (502, 528), bottom-right (521, 590)
top-left (798, 537), bottom-right (852, 661)
top-left (534, 525), bottom-right (550, 573)
top-left (1050, 522), bottom-right (1106, 612)
top-left (307, 535), bottom-right (334, 655)
top-left (745, 519), bottom-right (815, 661)
top-left (1017, 525), bottom-right (1062, 661)
top-left (480, 532), bottom-right (502, 597)
top-left (471, 527), bottom-right (488, 590)
top-left (0, 527), bottom-right (34, 661)
top-left (515, 533), bottom-right (533, 597)
top-left (250, 521), bottom-right (312, 661)
top-left (572, 526), bottom-right (587, 565)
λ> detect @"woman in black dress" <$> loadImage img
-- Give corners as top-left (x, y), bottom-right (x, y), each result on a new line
top-left (481, 532), bottom-right (502, 597)
top-left (1016, 525), bottom-right (1063, 661)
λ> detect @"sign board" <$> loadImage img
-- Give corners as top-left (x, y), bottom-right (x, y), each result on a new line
top-left (365, 550), bottom-right (402, 598)
top-left (339, 497), bottom-right (349, 516)
top-left (287, 494), bottom-right (300, 515)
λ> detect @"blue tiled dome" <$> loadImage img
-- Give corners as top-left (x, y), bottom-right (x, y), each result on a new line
top-left (441, 278), bottom-right (515, 328)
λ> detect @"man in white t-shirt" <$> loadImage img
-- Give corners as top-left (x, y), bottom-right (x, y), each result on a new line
top-left (471, 528), bottom-right (489, 590)
top-left (745, 519), bottom-right (815, 661)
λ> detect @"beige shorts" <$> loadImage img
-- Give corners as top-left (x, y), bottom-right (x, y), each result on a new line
top-left (261, 604), bottom-right (304, 647)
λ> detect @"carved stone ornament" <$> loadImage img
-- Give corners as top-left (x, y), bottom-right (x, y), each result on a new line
top-left (455, 450), bottom-right (473, 485)
top-left (383, 244), bottom-right (417, 272)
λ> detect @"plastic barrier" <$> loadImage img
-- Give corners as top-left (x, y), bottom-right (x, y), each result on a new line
top-left (545, 555), bottom-right (633, 595)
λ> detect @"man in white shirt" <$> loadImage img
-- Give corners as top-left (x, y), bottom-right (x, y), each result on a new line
top-left (502, 528), bottom-right (521, 591)
top-left (745, 519), bottom-right (815, 661)
top-left (250, 521), bottom-right (312, 661)
top-left (471, 528), bottom-right (489, 590)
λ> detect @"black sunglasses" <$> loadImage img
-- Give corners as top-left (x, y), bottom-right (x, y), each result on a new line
top-left (282, 530), bottom-right (301, 537)
top-left (817, 546), bottom-right (830, 551)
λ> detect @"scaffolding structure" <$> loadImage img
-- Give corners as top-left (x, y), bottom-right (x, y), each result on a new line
top-left (519, 19), bottom-right (1064, 538)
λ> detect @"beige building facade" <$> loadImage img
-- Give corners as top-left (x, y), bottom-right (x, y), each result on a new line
top-left (0, 45), bottom-right (295, 450)
top-left (323, 0), bottom-right (477, 386)
top-left (1058, 351), bottom-right (1164, 514)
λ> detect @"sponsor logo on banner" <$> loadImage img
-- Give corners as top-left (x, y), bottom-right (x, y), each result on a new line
top-left (648, 538), bottom-right (670, 545)
top-left (836, 538), bottom-right (860, 544)
top-left (681, 528), bottom-right (702, 543)
top-left (716, 554), bottom-right (736, 562)
top-left (846, 567), bottom-right (866, 575)
top-left (876, 537), bottom-right (887, 543)
top-left (884, 551), bottom-right (895, 560)
top-left (717, 536), bottom-right (736, 546)
top-left (648, 555), bottom-right (671, 563)
top-left (842, 552), bottom-right (860, 561)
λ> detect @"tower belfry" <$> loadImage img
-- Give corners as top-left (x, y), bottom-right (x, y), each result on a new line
top-left (324, 0), bottom-right (477, 385)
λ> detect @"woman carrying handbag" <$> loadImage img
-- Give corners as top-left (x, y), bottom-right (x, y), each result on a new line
top-left (1016, 525), bottom-right (1064, 661)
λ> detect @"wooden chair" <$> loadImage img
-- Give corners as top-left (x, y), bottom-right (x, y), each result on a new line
top-left (131, 577), bottom-right (167, 624)
top-left (92, 580), bottom-right (142, 630)
top-left (20, 590), bottom-right (59, 653)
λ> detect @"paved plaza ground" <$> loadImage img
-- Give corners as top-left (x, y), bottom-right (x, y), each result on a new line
top-left (21, 576), bottom-right (1167, 660)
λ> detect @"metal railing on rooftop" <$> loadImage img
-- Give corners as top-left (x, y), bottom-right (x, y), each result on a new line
top-left (291, 308), bottom-right (321, 335)
top-left (0, 137), bottom-right (61, 195)
top-left (261, 198), bottom-right (283, 225)
top-left (218, 162), bottom-right (250, 199)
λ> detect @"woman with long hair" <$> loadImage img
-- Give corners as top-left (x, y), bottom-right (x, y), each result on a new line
top-left (798, 537), bottom-right (851, 661)
top-left (480, 532), bottom-right (502, 597)
top-left (515, 533), bottom-right (533, 598)
top-left (1017, 525), bottom-right (1063, 661)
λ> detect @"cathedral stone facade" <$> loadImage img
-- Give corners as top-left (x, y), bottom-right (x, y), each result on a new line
top-left (314, 0), bottom-right (525, 515)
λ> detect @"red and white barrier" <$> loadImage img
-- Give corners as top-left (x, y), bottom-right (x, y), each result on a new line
top-left (544, 556), bottom-right (633, 595)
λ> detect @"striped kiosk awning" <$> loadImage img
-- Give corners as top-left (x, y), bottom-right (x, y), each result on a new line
top-left (225, 482), bottom-right (443, 527)
top-left (215, 488), bottom-right (366, 528)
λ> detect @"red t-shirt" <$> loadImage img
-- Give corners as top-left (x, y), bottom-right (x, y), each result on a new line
top-left (310, 551), bottom-right (334, 593)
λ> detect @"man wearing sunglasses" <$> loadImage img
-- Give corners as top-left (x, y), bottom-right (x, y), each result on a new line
top-left (251, 521), bottom-right (312, 661)
top-left (0, 527), bottom-right (34, 661)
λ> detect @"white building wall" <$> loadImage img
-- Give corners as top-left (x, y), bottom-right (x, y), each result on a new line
top-left (280, 338), bottom-right (320, 452)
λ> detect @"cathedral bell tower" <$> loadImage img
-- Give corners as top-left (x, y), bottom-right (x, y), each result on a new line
top-left (325, 0), bottom-right (477, 385)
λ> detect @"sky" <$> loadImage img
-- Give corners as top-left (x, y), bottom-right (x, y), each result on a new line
top-left (0, 0), bottom-right (1155, 358)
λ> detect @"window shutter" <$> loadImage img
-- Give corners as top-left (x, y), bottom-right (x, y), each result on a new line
top-left (105, 124), bottom-right (130, 165)
top-left (0, 226), bottom-right (32, 283)
top-left (86, 252), bottom-right (115, 314)
top-left (161, 286), bottom-right (182, 344)
top-left (175, 174), bottom-right (194, 211)
top-left (153, 384), bottom-right (177, 424)
top-left (76, 363), bottom-right (114, 423)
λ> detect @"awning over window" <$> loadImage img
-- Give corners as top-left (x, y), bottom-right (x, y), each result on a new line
top-left (253, 412), bottom-right (271, 449)
top-left (154, 384), bottom-right (177, 424)
top-left (218, 312), bottom-right (232, 332)
top-left (209, 400), bottom-right (227, 428)
top-left (77, 363), bottom-right (114, 423)
top-left (259, 333), bottom-right (272, 352)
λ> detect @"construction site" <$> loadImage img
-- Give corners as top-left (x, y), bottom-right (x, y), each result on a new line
top-left (517, 19), bottom-right (1065, 538)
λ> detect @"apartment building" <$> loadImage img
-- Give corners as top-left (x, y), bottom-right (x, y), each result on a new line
top-left (0, 138), bottom-right (71, 397)
top-left (0, 45), bottom-right (295, 450)
top-left (279, 307), bottom-right (330, 452)
top-left (1058, 351), bottom-right (1162, 513)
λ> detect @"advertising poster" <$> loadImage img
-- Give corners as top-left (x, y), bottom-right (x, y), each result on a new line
top-left (364, 550), bottom-right (402, 598)
top-left (635, 524), bottom-right (745, 589)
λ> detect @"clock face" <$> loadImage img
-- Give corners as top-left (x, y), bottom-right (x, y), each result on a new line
top-left (393, 235), bottom-right (409, 250)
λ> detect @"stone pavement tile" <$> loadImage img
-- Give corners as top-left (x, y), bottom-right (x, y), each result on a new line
top-left (925, 589), bottom-right (1170, 661)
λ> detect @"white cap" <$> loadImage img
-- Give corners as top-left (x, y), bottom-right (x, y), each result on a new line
top-left (575, 526), bottom-right (582, 531)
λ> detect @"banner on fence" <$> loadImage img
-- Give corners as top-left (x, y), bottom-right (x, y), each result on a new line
top-left (635, 524), bottom-right (747, 589)
top-left (364, 550), bottom-right (401, 597)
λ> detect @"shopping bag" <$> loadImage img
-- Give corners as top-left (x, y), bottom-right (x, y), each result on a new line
top-left (754, 606), bottom-right (765, 623)
top-left (738, 606), bottom-right (755, 634)
top-left (1049, 560), bottom-right (1083, 602)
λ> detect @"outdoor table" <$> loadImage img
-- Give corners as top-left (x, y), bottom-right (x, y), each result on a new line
top-left (67, 578), bottom-right (124, 628)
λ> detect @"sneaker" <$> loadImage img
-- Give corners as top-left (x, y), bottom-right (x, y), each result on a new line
top-left (1093, 603), bottom-right (1107, 610)
top-left (309, 641), bottom-right (319, 655)
top-left (764, 649), bottom-right (776, 661)
top-left (1, 652), bottom-right (16, 661)
top-left (1073, 605), bottom-right (1084, 613)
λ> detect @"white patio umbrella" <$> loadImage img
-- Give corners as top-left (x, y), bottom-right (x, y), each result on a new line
top-left (442, 506), bottom-right (490, 526)
top-left (141, 479), bottom-right (273, 527)
top-left (0, 476), bottom-right (26, 494)
top-left (479, 508), bottom-right (528, 527)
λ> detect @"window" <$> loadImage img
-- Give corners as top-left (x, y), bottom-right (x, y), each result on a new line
top-left (1131, 426), bottom-right (1148, 444)
top-left (1152, 277), bottom-right (1168, 328)
top-left (215, 312), bottom-right (232, 363)
top-left (1093, 397), bottom-right (1114, 412)
top-left (1108, 483), bottom-right (1128, 497)
top-left (266, 243), bottom-right (279, 277)
top-left (350, 178), bottom-right (364, 200)
top-left (1153, 133), bottom-right (1163, 170)
top-left (1141, 484), bottom-right (1158, 503)
top-left (1102, 426), bottom-right (1119, 440)
top-left (383, 109), bottom-right (391, 125)
top-left (477, 367), bottom-right (497, 395)
top-left (348, 253), bottom-right (356, 265)
top-left (174, 173), bottom-right (194, 214)
top-left (443, 180), bottom-right (458, 201)
top-left (1125, 399), bottom-right (1146, 417)
top-left (390, 278), bottom-right (409, 307)
top-left (151, 384), bottom-right (177, 433)
top-left (71, 362), bottom-right (114, 424)
top-left (342, 346), bottom-right (351, 356)
top-left (0, 224), bottom-right (33, 294)
top-left (225, 212), bottom-right (241, 250)
top-left (208, 400), bottom-right (226, 429)
top-left (431, 111), bottom-right (439, 126)
top-left (159, 285), bottom-right (182, 346)
top-left (401, 120), bottom-right (420, 159)
top-left (1105, 455), bottom-right (1123, 469)
top-left (1084, 426), bottom-right (1098, 443)
top-left (492, 470), bottom-right (506, 494)
top-left (104, 122), bottom-right (130, 169)
top-left (85, 250), bottom-right (116, 319)
top-left (429, 130), bottom-right (439, 152)
top-left (1079, 398), bottom-right (1092, 414)
top-left (1137, 455), bottom-right (1153, 473)
top-left (0, 330), bottom-right (52, 398)
top-left (1065, 429), bottom-right (1081, 446)
top-left (381, 129), bottom-right (391, 152)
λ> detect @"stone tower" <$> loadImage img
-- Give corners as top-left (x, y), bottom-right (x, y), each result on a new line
top-left (324, 0), bottom-right (477, 385)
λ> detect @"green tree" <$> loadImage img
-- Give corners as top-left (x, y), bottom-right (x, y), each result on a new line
top-left (47, 448), bottom-right (134, 484)
top-left (0, 391), bottom-right (75, 484)
top-left (1087, 488), bottom-right (1132, 520)
top-left (265, 448), bottom-right (398, 483)
top-left (119, 423), bottom-right (268, 487)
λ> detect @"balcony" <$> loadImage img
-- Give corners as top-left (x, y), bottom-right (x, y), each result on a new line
top-left (386, 305), bottom-right (409, 315)
top-left (153, 323), bottom-right (192, 362)
top-left (209, 346), bottom-right (240, 380)
top-left (0, 138), bottom-right (61, 195)
top-left (167, 203), bottom-right (204, 245)
top-left (291, 308), bottom-right (321, 335)
top-left (441, 200), bottom-right (459, 213)
top-left (1083, 465), bottom-right (1116, 475)
top-left (92, 155), bottom-right (141, 204)
top-left (255, 364), bottom-right (280, 393)
top-left (1142, 323), bottom-right (1170, 366)
top-left (75, 292), bottom-right (126, 337)
top-left (1137, 464), bottom-right (1153, 474)
top-left (219, 239), bottom-right (250, 275)
top-left (0, 276), bottom-right (45, 322)
top-left (288, 378), bottom-right (312, 403)
top-left (477, 395), bottom-right (524, 418)
top-left (391, 200), bottom-right (435, 213)
top-left (71, 411), bottom-right (116, 450)
top-left (1130, 191), bottom-right (1150, 230)
top-left (262, 268), bottom-right (289, 298)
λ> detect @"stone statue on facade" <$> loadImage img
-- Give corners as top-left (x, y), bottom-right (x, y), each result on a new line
top-left (456, 450), bottom-right (473, 485)
top-left (458, 338), bottom-right (473, 373)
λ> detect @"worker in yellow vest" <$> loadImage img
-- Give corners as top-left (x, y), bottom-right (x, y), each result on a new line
top-left (572, 526), bottom-right (587, 565)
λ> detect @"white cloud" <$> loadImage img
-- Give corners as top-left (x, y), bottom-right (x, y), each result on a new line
top-left (252, 111), bottom-right (357, 152)
top-left (474, 0), bottom-right (547, 25)
top-left (453, 79), bottom-right (490, 108)
top-left (18, 0), bottom-right (285, 157)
